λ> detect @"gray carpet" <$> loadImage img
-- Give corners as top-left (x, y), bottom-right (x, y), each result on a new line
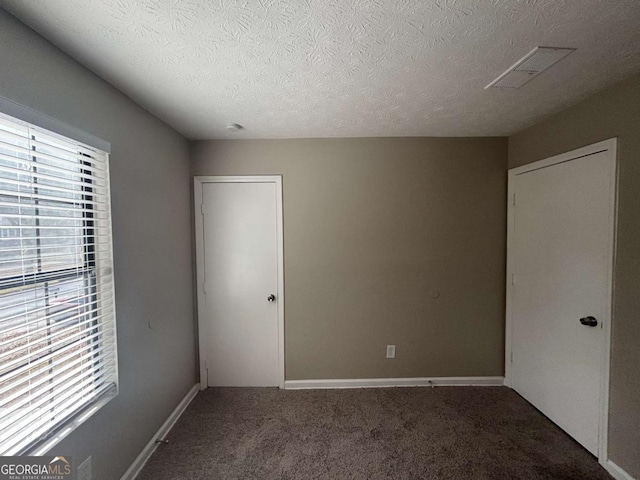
top-left (139, 387), bottom-right (612, 480)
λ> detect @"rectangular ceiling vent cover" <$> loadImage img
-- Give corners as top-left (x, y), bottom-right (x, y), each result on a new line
top-left (486, 46), bottom-right (576, 90)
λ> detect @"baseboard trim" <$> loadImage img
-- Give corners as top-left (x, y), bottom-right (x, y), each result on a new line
top-left (120, 383), bottom-right (200, 480)
top-left (604, 460), bottom-right (636, 480)
top-left (284, 376), bottom-right (504, 390)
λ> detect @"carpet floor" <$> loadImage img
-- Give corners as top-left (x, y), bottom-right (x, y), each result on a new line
top-left (138, 386), bottom-right (611, 480)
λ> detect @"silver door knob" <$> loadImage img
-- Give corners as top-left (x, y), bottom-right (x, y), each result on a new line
top-left (267, 294), bottom-right (276, 302)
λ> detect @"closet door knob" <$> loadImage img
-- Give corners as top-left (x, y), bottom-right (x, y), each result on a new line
top-left (579, 316), bottom-right (598, 327)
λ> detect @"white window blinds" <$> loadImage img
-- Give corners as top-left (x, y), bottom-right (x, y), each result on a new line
top-left (0, 112), bottom-right (117, 455)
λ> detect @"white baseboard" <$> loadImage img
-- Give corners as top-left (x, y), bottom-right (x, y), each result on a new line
top-left (120, 383), bottom-right (200, 480)
top-left (284, 376), bottom-right (504, 390)
top-left (605, 460), bottom-right (636, 480)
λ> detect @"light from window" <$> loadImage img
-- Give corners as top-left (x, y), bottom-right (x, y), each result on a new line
top-left (0, 112), bottom-right (117, 455)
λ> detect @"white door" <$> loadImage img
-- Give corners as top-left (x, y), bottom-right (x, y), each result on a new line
top-left (509, 143), bottom-right (616, 456)
top-left (198, 179), bottom-right (281, 387)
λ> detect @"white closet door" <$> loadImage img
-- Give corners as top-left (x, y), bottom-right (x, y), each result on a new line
top-left (510, 148), bottom-right (615, 455)
top-left (201, 181), bottom-right (279, 387)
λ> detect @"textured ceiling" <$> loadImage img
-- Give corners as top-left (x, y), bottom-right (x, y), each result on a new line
top-left (2, 0), bottom-right (640, 139)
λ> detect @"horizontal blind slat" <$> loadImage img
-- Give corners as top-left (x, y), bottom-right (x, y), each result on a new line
top-left (0, 341), bottom-right (115, 409)
top-left (0, 337), bottom-right (116, 396)
top-left (0, 309), bottom-right (114, 366)
top-left (0, 152), bottom-right (109, 184)
top-left (0, 296), bottom-right (115, 347)
top-left (0, 285), bottom-right (112, 328)
top-left (6, 382), bottom-right (116, 456)
top-left (0, 305), bottom-right (115, 353)
top-left (0, 212), bottom-right (109, 223)
top-left (0, 128), bottom-right (29, 146)
top-left (0, 233), bottom-right (110, 242)
top-left (0, 250), bottom-right (102, 267)
top-left (0, 117), bottom-right (29, 136)
top-left (0, 270), bottom-right (114, 297)
top-left (0, 188), bottom-right (108, 206)
top-left (0, 243), bottom-right (110, 257)
top-left (0, 188), bottom-right (107, 209)
top-left (30, 128), bottom-right (107, 160)
top-left (0, 324), bottom-right (116, 390)
top-left (0, 200), bottom-right (109, 214)
top-left (1, 377), bottom-right (115, 455)
top-left (0, 360), bottom-right (117, 429)
top-left (0, 167), bottom-right (109, 194)
top-left (0, 137), bottom-right (106, 171)
top-left (0, 291), bottom-right (113, 347)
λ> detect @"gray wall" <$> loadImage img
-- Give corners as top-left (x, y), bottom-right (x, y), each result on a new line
top-left (192, 137), bottom-right (508, 380)
top-left (0, 9), bottom-right (196, 480)
top-left (509, 72), bottom-right (640, 478)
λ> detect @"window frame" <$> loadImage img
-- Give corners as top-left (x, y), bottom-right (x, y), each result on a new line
top-left (0, 103), bottom-right (117, 456)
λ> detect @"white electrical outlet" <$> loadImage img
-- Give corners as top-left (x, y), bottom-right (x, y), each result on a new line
top-left (386, 345), bottom-right (396, 359)
top-left (77, 456), bottom-right (92, 480)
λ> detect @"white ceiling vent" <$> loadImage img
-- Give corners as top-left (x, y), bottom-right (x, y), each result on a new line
top-left (486, 47), bottom-right (576, 90)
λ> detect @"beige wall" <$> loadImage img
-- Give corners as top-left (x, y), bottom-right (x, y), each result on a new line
top-left (192, 137), bottom-right (507, 380)
top-left (509, 72), bottom-right (640, 478)
top-left (0, 9), bottom-right (195, 480)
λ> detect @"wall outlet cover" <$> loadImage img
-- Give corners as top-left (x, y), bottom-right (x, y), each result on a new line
top-left (386, 345), bottom-right (396, 359)
top-left (77, 456), bottom-right (92, 480)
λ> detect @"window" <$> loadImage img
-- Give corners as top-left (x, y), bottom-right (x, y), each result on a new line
top-left (0, 112), bottom-right (117, 455)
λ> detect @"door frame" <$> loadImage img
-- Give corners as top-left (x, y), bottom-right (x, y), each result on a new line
top-left (194, 175), bottom-right (285, 389)
top-left (504, 138), bottom-right (618, 465)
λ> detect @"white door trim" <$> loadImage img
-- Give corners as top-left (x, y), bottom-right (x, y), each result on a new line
top-left (194, 175), bottom-right (285, 389)
top-left (505, 138), bottom-right (618, 467)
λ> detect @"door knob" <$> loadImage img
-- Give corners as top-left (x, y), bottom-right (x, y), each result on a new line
top-left (267, 294), bottom-right (276, 302)
top-left (579, 316), bottom-right (598, 327)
